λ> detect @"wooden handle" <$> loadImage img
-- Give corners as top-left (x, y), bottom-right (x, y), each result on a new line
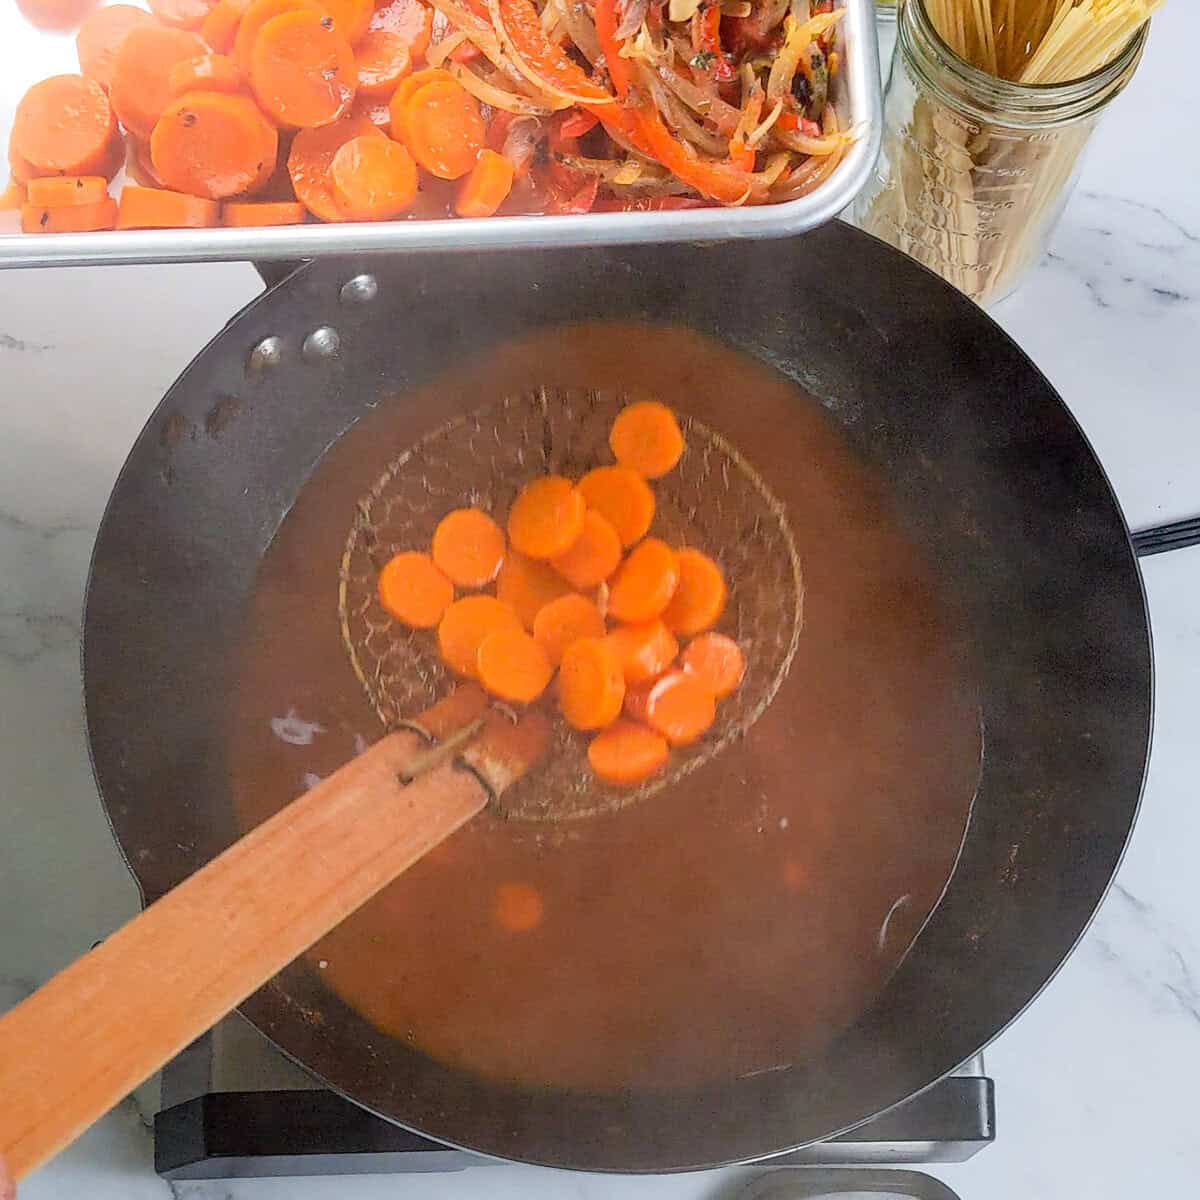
top-left (0, 730), bottom-right (490, 1180)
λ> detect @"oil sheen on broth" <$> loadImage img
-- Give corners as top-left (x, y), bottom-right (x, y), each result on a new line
top-left (229, 324), bottom-right (981, 1092)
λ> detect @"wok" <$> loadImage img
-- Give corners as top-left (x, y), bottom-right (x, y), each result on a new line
top-left (82, 221), bottom-right (1151, 1171)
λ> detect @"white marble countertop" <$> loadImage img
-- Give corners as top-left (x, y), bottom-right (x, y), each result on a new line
top-left (1, 5), bottom-right (1198, 1199)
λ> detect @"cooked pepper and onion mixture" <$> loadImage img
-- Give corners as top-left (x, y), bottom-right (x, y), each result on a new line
top-left (5, 0), bottom-right (848, 231)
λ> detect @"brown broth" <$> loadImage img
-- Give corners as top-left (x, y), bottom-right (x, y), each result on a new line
top-left (229, 323), bottom-right (981, 1092)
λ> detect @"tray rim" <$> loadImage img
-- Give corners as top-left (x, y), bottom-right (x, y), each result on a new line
top-left (0, 0), bottom-right (882, 269)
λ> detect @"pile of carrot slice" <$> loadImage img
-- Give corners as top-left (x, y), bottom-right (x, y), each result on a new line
top-left (6, 0), bottom-right (520, 231)
top-left (377, 400), bottom-right (747, 789)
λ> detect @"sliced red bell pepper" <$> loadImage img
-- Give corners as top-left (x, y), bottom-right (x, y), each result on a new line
top-left (694, 6), bottom-right (735, 83)
top-left (777, 111), bottom-right (823, 138)
top-left (727, 138), bottom-right (755, 173)
top-left (544, 173), bottom-right (599, 214)
top-left (558, 109), bottom-right (599, 139)
top-left (495, 0), bottom-right (616, 105)
top-left (593, 0), bottom-right (761, 204)
top-left (487, 109), bottom-right (516, 152)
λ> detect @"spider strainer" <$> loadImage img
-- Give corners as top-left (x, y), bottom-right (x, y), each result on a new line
top-left (338, 388), bottom-right (803, 822)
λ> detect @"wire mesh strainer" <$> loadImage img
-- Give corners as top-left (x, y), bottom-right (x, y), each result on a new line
top-left (338, 388), bottom-right (803, 822)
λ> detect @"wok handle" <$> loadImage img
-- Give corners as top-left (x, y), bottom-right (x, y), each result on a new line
top-left (0, 726), bottom-right (500, 1181)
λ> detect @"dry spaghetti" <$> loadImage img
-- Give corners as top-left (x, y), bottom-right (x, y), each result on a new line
top-left (857, 0), bottom-right (1159, 304)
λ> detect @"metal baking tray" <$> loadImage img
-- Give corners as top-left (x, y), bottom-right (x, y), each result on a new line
top-left (0, 0), bottom-right (880, 268)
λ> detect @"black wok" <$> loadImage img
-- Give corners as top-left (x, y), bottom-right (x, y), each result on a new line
top-left (82, 222), bottom-right (1151, 1171)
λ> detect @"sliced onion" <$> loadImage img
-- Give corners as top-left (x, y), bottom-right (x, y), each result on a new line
top-left (612, 158), bottom-right (643, 184)
top-left (746, 98), bottom-right (783, 146)
top-left (789, 0), bottom-right (811, 19)
top-left (654, 63), bottom-right (740, 132)
top-left (428, 0), bottom-right (522, 82)
top-left (487, 0), bottom-right (616, 108)
top-left (766, 10), bottom-right (845, 103)
top-left (751, 150), bottom-right (791, 187)
top-left (552, 0), bottom-right (602, 65)
top-left (772, 108), bottom-right (846, 200)
top-left (553, 153), bottom-right (642, 182)
top-left (668, 0), bottom-right (702, 20)
top-left (615, 0), bottom-right (650, 40)
top-left (731, 78), bottom-right (764, 145)
top-left (772, 125), bottom-right (847, 155)
top-left (449, 63), bottom-right (557, 115)
top-left (502, 114), bottom-right (545, 174)
top-left (610, 172), bottom-right (695, 195)
top-left (427, 30), bottom-right (469, 66)
top-left (648, 75), bottom-right (729, 156)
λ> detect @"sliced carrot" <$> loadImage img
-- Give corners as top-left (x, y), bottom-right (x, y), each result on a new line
top-left (116, 184), bottom-right (221, 228)
top-left (532, 592), bottom-right (605, 667)
top-left (369, 0), bottom-right (433, 60)
top-left (636, 670), bottom-right (715, 746)
top-left (330, 135), bottom-right (419, 219)
top-left (431, 507), bottom-right (506, 589)
top-left (223, 199), bottom-right (307, 224)
top-left (250, 9), bottom-right (357, 128)
top-left (662, 548), bottom-right (726, 636)
top-left (233, 0), bottom-right (313, 70)
top-left (609, 400), bottom-right (685, 479)
top-left (496, 550), bottom-right (572, 630)
top-left (577, 465), bottom-right (655, 549)
top-left (607, 538), bottom-right (679, 624)
top-left (477, 628), bottom-right (553, 703)
top-left (401, 78), bottom-right (485, 181)
top-left (0, 181), bottom-right (26, 212)
top-left (9, 131), bottom-right (122, 186)
top-left (494, 881), bottom-right (543, 932)
top-left (681, 632), bottom-right (744, 700)
top-left (11, 75), bottom-right (116, 176)
top-left (6, 148), bottom-right (35, 187)
top-left (151, 91), bottom-right (278, 199)
top-left (314, 0), bottom-right (373, 42)
top-left (605, 620), bottom-right (678, 685)
top-left (550, 509), bottom-right (620, 591)
top-left (76, 4), bottom-right (154, 91)
top-left (287, 115), bottom-right (386, 221)
top-left (507, 475), bottom-right (586, 561)
top-left (111, 26), bottom-right (208, 140)
top-left (15, 0), bottom-right (99, 33)
top-left (377, 550), bottom-right (453, 627)
top-left (25, 175), bottom-right (108, 207)
top-left (169, 53), bottom-right (244, 96)
top-left (454, 147), bottom-right (514, 218)
top-left (587, 720), bottom-right (669, 786)
top-left (20, 197), bottom-right (117, 233)
top-left (149, 0), bottom-right (217, 30)
top-left (351, 93), bottom-right (392, 130)
top-left (354, 30), bottom-right (412, 96)
top-left (622, 678), bottom-right (653, 724)
top-left (437, 595), bottom-right (523, 679)
top-left (200, 0), bottom-right (251, 52)
top-left (558, 636), bottom-right (625, 731)
top-left (387, 66), bottom-right (454, 142)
